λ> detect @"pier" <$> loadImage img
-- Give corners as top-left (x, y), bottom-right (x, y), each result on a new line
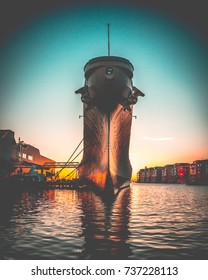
top-left (42, 179), bottom-right (90, 190)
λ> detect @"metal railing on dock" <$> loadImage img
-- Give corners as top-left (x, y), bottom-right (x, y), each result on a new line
top-left (43, 179), bottom-right (90, 190)
top-left (43, 162), bottom-right (79, 168)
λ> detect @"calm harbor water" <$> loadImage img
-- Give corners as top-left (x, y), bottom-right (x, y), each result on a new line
top-left (0, 183), bottom-right (208, 260)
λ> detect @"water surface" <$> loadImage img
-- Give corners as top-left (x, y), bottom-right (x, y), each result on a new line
top-left (0, 184), bottom-right (208, 259)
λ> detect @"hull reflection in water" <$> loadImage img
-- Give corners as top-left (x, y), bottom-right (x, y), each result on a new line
top-left (76, 56), bottom-right (144, 195)
top-left (79, 188), bottom-right (131, 259)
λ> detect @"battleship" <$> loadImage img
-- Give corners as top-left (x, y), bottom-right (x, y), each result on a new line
top-left (76, 26), bottom-right (144, 196)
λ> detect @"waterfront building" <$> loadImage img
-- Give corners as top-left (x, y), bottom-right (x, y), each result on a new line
top-left (188, 159), bottom-right (208, 185)
top-left (0, 130), bottom-right (18, 178)
top-left (150, 166), bottom-right (162, 183)
top-left (161, 166), bottom-right (167, 183)
top-left (0, 130), bottom-right (17, 162)
top-left (173, 163), bottom-right (189, 184)
top-left (137, 160), bottom-right (208, 185)
top-left (0, 129), bottom-right (55, 180)
top-left (144, 167), bottom-right (151, 183)
top-left (137, 168), bottom-right (146, 183)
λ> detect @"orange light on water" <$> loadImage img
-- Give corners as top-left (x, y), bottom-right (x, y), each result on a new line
top-left (88, 170), bottom-right (108, 189)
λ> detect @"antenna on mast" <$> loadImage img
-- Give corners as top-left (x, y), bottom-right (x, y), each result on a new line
top-left (108, 23), bottom-right (110, 56)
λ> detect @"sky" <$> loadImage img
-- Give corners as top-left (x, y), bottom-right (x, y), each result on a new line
top-left (0, 2), bottom-right (207, 178)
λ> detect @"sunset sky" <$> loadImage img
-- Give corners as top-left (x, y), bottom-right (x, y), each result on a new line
top-left (0, 2), bottom-right (207, 178)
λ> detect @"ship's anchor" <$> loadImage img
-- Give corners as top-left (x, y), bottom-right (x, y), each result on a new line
top-left (75, 86), bottom-right (96, 110)
top-left (120, 86), bottom-right (145, 111)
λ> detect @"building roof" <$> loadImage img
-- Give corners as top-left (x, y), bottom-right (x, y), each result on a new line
top-left (0, 129), bottom-right (14, 138)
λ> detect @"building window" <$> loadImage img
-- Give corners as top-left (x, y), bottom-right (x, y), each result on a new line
top-left (28, 155), bottom-right (33, 161)
top-left (23, 153), bottom-right (26, 159)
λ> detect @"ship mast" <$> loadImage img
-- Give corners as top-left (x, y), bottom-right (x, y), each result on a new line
top-left (107, 23), bottom-right (110, 176)
top-left (107, 23), bottom-right (111, 169)
top-left (108, 23), bottom-right (110, 56)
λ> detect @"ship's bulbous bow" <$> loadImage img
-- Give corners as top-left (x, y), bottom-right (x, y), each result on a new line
top-left (76, 56), bottom-right (144, 196)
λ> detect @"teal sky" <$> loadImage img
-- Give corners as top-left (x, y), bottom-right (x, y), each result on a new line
top-left (0, 4), bottom-right (207, 176)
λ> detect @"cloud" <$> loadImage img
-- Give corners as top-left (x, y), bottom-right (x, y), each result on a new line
top-left (142, 136), bottom-right (174, 141)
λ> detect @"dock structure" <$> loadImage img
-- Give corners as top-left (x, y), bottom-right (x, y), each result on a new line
top-left (0, 132), bottom-right (87, 191)
top-left (43, 162), bottom-right (79, 168)
top-left (42, 179), bottom-right (90, 190)
top-left (1, 177), bottom-right (91, 191)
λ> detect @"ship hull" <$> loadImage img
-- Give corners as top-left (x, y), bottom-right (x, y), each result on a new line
top-left (76, 56), bottom-right (144, 195)
top-left (78, 104), bottom-right (133, 194)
